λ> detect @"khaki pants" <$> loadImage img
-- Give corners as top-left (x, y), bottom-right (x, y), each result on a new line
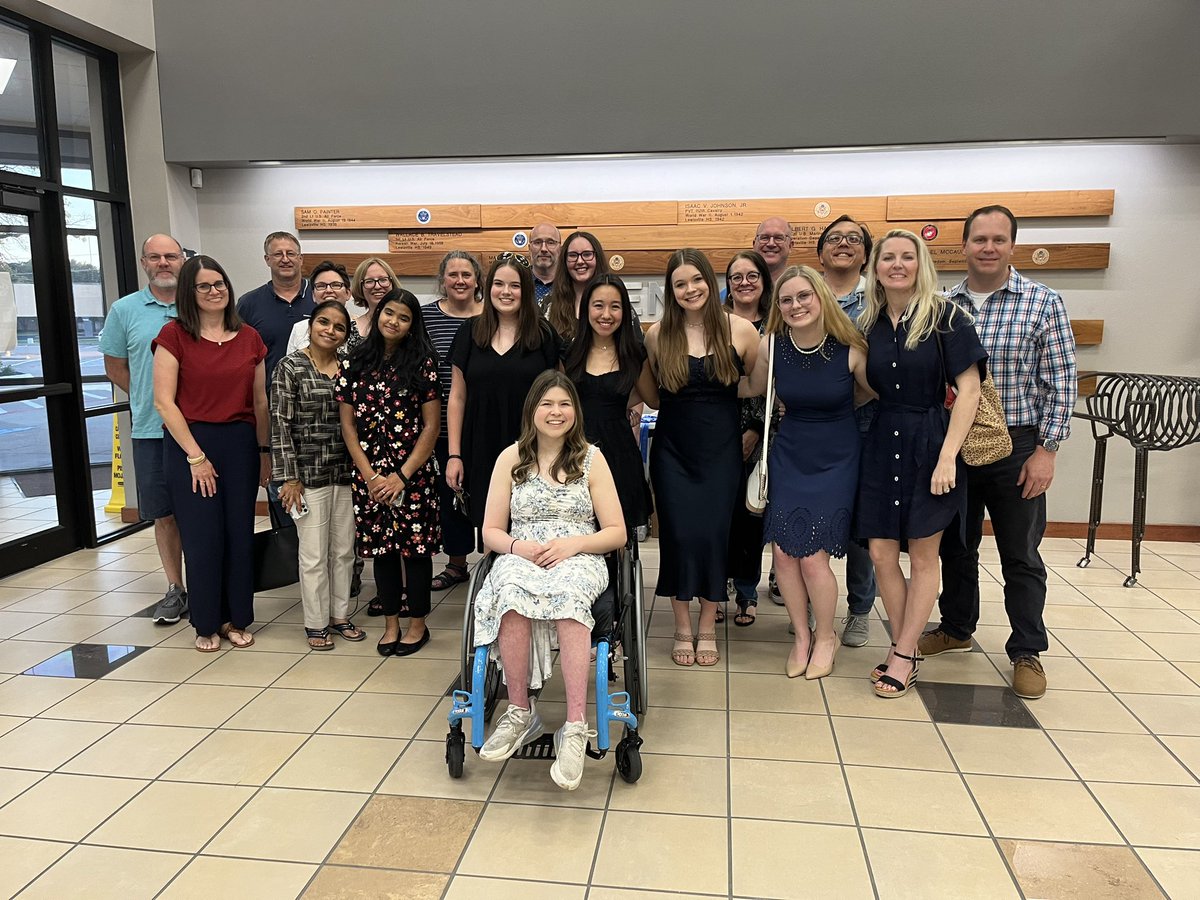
top-left (296, 484), bottom-right (356, 630)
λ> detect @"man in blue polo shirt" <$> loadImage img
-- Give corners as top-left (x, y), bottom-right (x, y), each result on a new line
top-left (99, 233), bottom-right (188, 624)
top-left (236, 231), bottom-right (314, 388)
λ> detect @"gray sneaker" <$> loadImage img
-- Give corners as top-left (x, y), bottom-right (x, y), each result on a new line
top-left (768, 570), bottom-right (784, 606)
top-left (841, 614), bottom-right (870, 647)
top-left (479, 700), bottom-right (544, 762)
top-left (151, 584), bottom-right (188, 625)
top-left (550, 720), bottom-right (597, 791)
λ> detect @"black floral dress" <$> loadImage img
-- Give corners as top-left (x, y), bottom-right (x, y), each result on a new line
top-left (334, 355), bottom-right (442, 557)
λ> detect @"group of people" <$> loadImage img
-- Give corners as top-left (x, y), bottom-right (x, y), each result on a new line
top-left (99, 202), bottom-right (1076, 787)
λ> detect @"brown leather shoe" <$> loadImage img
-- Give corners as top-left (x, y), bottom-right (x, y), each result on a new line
top-left (1012, 656), bottom-right (1046, 699)
top-left (917, 628), bottom-right (973, 657)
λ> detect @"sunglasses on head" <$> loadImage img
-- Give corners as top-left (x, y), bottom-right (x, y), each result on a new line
top-left (495, 251), bottom-right (531, 270)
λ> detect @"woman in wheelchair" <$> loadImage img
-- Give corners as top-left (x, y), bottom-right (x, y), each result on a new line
top-left (473, 370), bottom-right (626, 790)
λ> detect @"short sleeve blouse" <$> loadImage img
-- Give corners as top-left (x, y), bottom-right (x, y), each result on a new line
top-left (152, 321), bottom-right (266, 425)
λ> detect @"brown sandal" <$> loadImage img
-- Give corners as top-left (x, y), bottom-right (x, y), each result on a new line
top-left (671, 632), bottom-right (695, 667)
top-left (694, 632), bottom-right (720, 667)
top-left (219, 623), bottom-right (255, 649)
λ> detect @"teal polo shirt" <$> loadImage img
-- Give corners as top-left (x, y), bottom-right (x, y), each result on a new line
top-left (98, 287), bottom-right (179, 438)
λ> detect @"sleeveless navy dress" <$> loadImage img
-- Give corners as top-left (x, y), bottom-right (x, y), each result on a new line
top-left (763, 335), bottom-right (859, 558)
top-left (576, 370), bottom-right (652, 532)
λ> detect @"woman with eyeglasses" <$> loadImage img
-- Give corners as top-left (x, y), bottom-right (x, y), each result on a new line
top-left (423, 250), bottom-right (484, 591)
top-left (272, 300), bottom-right (363, 650)
top-left (721, 250), bottom-right (775, 627)
top-left (152, 256), bottom-right (270, 653)
top-left (348, 257), bottom-right (402, 347)
top-left (646, 249), bottom-right (759, 668)
top-left (446, 253), bottom-right (564, 540)
top-left (743, 266), bottom-right (873, 679)
top-left (543, 231), bottom-right (645, 341)
top-left (562, 274), bottom-right (658, 535)
top-left (285, 261), bottom-right (359, 355)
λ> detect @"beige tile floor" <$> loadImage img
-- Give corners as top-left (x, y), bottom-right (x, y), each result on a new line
top-left (0, 532), bottom-right (1198, 897)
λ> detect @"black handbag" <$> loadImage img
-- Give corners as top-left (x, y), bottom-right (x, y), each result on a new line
top-left (252, 499), bottom-right (300, 592)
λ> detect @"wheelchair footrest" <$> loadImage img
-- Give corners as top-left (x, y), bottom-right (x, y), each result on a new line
top-left (510, 733), bottom-right (557, 760)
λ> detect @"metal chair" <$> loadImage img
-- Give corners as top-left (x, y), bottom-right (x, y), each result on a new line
top-left (1073, 372), bottom-right (1200, 586)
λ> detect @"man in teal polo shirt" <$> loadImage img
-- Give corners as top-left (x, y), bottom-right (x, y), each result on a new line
top-left (99, 233), bottom-right (188, 624)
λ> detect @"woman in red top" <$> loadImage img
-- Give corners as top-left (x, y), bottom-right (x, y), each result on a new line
top-left (153, 255), bottom-right (270, 652)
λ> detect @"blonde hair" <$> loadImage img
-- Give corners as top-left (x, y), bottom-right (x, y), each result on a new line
top-left (656, 249), bottom-right (739, 393)
top-left (860, 230), bottom-right (963, 350)
top-left (511, 371), bottom-right (590, 486)
top-left (765, 266), bottom-right (866, 353)
top-left (350, 257), bottom-right (401, 305)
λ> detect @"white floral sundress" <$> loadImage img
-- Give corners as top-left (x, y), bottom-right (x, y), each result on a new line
top-left (473, 445), bottom-right (608, 689)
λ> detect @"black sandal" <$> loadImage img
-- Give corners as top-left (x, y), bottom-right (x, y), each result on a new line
top-left (305, 627), bottom-right (335, 650)
top-left (874, 650), bottom-right (921, 698)
top-left (366, 597), bottom-right (384, 617)
top-left (715, 601), bottom-right (726, 625)
top-left (733, 598), bottom-right (757, 627)
top-left (431, 563), bottom-right (469, 591)
top-left (870, 642), bottom-right (897, 683)
top-left (329, 621), bottom-right (365, 642)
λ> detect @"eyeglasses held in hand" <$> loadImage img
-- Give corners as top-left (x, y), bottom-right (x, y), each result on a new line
top-left (729, 272), bottom-right (761, 285)
top-left (195, 280), bottom-right (228, 295)
top-left (496, 251), bottom-right (531, 270)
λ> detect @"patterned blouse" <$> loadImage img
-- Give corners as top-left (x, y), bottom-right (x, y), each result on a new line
top-left (269, 349), bottom-right (351, 487)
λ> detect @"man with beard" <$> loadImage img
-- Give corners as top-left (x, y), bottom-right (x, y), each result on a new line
top-left (529, 221), bottom-right (561, 307)
top-left (100, 234), bottom-right (189, 623)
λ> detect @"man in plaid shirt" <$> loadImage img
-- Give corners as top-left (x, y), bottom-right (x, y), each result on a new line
top-left (920, 205), bottom-right (1077, 699)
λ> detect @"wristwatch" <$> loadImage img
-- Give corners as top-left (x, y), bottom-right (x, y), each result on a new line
top-left (1039, 438), bottom-right (1060, 452)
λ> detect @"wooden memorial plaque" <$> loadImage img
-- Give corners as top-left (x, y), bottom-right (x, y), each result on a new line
top-left (388, 229), bottom-right (532, 253)
top-left (480, 201), bottom-right (677, 228)
top-left (295, 204), bottom-right (481, 230)
top-left (679, 197), bottom-right (887, 225)
top-left (886, 190), bottom-right (1114, 221)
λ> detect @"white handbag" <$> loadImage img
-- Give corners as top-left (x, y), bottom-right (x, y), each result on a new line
top-left (745, 334), bottom-right (775, 515)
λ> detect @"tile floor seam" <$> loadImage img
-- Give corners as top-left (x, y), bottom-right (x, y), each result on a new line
top-left (721, 610), bottom-right (733, 900)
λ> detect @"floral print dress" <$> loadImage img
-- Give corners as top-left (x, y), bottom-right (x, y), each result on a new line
top-left (473, 445), bottom-right (608, 689)
top-left (334, 356), bottom-right (442, 557)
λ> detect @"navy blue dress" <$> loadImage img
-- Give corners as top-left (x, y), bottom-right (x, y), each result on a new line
top-left (576, 371), bottom-right (652, 532)
top-left (855, 307), bottom-right (987, 541)
top-left (763, 336), bottom-right (859, 558)
top-left (650, 353), bottom-right (742, 601)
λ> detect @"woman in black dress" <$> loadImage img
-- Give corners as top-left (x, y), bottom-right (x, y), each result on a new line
top-left (562, 274), bottom-right (658, 534)
top-left (337, 289), bottom-right (442, 657)
top-left (446, 254), bottom-right (563, 541)
top-left (856, 230), bottom-right (986, 697)
top-left (646, 249), bottom-right (760, 668)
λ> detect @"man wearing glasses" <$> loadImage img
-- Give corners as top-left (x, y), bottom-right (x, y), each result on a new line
top-left (236, 231), bottom-right (314, 388)
top-left (753, 216), bottom-right (795, 284)
top-left (817, 216), bottom-right (878, 649)
top-left (99, 234), bottom-right (189, 624)
top-left (529, 222), bottom-right (561, 306)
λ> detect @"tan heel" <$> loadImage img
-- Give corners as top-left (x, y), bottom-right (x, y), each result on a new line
top-left (671, 632), bottom-right (695, 667)
top-left (786, 632), bottom-right (812, 678)
top-left (694, 632), bottom-right (719, 667)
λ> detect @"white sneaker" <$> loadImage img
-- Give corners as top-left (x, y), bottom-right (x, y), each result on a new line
top-left (479, 701), bottom-right (544, 762)
top-left (550, 720), bottom-right (596, 790)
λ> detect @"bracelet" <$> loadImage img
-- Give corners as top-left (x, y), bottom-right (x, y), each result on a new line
top-left (258, 445), bottom-right (270, 454)
top-left (448, 454), bottom-right (463, 461)
top-left (510, 538), bottom-right (517, 555)
top-left (397, 471), bottom-right (410, 485)
top-left (368, 472), bottom-right (381, 482)
top-left (186, 453), bottom-right (206, 466)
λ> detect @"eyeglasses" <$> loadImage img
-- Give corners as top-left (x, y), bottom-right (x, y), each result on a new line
top-left (496, 251), bottom-right (531, 270)
top-left (729, 272), bottom-right (761, 285)
top-left (268, 250), bottom-right (300, 261)
top-left (195, 280), bottom-right (228, 295)
top-left (530, 238), bottom-right (560, 248)
top-left (566, 250), bottom-right (596, 263)
top-left (824, 232), bottom-right (864, 246)
top-left (361, 276), bottom-right (393, 288)
top-left (314, 280), bottom-right (348, 292)
top-left (754, 232), bottom-right (792, 245)
top-left (143, 253), bottom-right (182, 264)
top-left (778, 290), bottom-right (816, 307)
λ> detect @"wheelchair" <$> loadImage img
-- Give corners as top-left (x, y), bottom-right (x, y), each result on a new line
top-left (446, 540), bottom-right (647, 783)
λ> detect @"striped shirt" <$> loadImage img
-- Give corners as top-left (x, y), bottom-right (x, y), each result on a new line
top-left (948, 267), bottom-right (1077, 444)
top-left (422, 300), bottom-right (474, 438)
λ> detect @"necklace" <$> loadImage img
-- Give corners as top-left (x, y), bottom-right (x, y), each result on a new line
top-left (594, 342), bottom-right (614, 353)
top-left (790, 330), bottom-right (827, 355)
top-left (686, 322), bottom-right (705, 329)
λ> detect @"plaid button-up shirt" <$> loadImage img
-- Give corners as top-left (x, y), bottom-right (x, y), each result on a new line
top-left (948, 267), bottom-right (1077, 444)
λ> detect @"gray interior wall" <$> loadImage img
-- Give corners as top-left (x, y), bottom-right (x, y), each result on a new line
top-left (152, 0), bottom-right (1200, 165)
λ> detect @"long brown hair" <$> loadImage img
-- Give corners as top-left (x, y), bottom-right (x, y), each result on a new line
top-left (655, 249), bottom-right (739, 392)
top-left (511, 371), bottom-right (590, 486)
top-left (175, 256), bottom-right (241, 339)
top-left (545, 231), bottom-right (610, 339)
top-left (765, 266), bottom-right (867, 353)
top-left (472, 255), bottom-right (549, 351)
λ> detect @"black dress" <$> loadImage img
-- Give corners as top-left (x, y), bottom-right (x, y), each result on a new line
top-left (650, 353), bottom-right (743, 601)
top-left (855, 309), bottom-right (987, 541)
top-left (576, 371), bottom-right (652, 532)
top-left (450, 318), bottom-right (562, 529)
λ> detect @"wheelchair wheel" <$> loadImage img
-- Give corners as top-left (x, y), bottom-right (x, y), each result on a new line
top-left (445, 726), bottom-right (465, 779)
top-left (622, 559), bottom-right (649, 719)
top-left (616, 730), bottom-right (643, 784)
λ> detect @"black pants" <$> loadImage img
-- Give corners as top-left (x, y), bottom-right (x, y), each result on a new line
top-left (164, 421), bottom-right (258, 636)
top-left (373, 553), bottom-right (432, 618)
top-left (938, 426), bottom-right (1049, 659)
top-left (434, 436), bottom-right (475, 557)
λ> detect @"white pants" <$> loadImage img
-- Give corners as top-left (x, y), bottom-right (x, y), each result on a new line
top-left (296, 484), bottom-right (356, 630)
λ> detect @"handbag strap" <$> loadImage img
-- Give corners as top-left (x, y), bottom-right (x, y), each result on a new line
top-left (760, 334), bottom-right (776, 459)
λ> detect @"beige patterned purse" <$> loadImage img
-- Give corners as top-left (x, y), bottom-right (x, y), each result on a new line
top-left (936, 330), bottom-right (1012, 467)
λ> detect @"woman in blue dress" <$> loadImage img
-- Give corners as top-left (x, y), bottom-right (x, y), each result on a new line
top-left (744, 266), bottom-right (873, 679)
top-left (856, 230), bottom-right (986, 698)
